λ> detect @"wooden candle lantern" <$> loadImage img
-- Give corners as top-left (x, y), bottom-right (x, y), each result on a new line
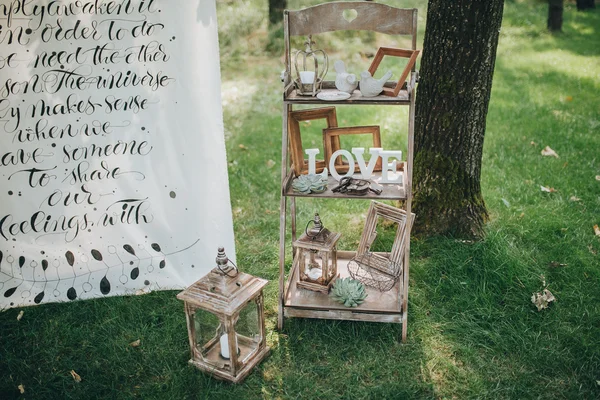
top-left (177, 247), bottom-right (269, 383)
top-left (294, 213), bottom-right (341, 293)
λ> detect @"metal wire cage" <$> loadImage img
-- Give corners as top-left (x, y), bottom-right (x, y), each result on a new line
top-left (347, 252), bottom-right (402, 292)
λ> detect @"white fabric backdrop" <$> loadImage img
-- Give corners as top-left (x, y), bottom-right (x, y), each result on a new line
top-left (0, 0), bottom-right (235, 308)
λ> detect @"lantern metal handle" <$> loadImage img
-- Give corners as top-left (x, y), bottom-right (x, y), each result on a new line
top-left (215, 247), bottom-right (239, 277)
top-left (305, 213), bottom-right (324, 240)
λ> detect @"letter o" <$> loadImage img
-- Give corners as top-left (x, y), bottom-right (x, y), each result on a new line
top-left (329, 149), bottom-right (355, 181)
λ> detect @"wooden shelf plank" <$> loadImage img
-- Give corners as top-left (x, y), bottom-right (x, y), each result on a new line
top-left (284, 82), bottom-right (412, 105)
top-left (284, 171), bottom-right (406, 200)
top-left (284, 257), bottom-right (403, 316)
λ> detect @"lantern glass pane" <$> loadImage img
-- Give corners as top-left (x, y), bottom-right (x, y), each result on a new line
top-left (302, 249), bottom-right (323, 282)
top-left (323, 249), bottom-right (336, 281)
top-left (193, 309), bottom-right (229, 368)
top-left (234, 300), bottom-right (262, 364)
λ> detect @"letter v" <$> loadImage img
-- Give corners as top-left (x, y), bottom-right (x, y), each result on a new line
top-left (352, 147), bottom-right (381, 179)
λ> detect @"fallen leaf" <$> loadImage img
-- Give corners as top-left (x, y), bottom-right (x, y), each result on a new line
top-left (548, 261), bottom-right (567, 268)
top-left (531, 288), bottom-right (556, 311)
top-left (594, 225), bottom-right (600, 237)
top-left (238, 144), bottom-right (248, 150)
top-left (266, 159), bottom-right (276, 169)
top-left (569, 196), bottom-right (581, 202)
top-left (565, 95), bottom-right (573, 102)
top-left (233, 207), bottom-right (243, 216)
top-left (530, 140), bottom-right (536, 146)
top-left (70, 370), bottom-right (81, 382)
top-left (541, 186), bottom-right (557, 193)
top-left (501, 198), bottom-right (510, 208)
top-left (596, 175), bottom-right (600, 181)
top-left (16, 310), bottom-right (24, 321)
top-left (18, 384), bottom-right (25, 394)
top-left (541, 146), bottom-right (559, 158)
top-left (519, 212), bottom-right (525, 218)
top-left (129, 339), bottom-right (141, 347)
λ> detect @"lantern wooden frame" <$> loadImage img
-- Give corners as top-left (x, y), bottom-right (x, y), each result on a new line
top-left (293, 221), bottom-right (341, 294)
top-left (177, 267), bottom-right (269, 383)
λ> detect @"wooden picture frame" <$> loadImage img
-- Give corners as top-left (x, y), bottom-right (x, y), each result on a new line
top-left (323, 126), bottom-right (382, 174)
top-left (288, 107), bottom-right (338, 176)
top-left (355, 201), bottom-right (414, 277)
top-left (368, 47), bottom-right (420, 97)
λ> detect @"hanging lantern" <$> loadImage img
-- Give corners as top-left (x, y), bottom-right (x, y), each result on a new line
top-left (294, 213), bottom-right (341, 293)
top-left (177, 247), bottom-right (269, 383)
top-left (292, 35), bottom-right (328, 96)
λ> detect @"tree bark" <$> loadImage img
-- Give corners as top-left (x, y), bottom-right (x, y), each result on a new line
top-left (269, 0), bottom-right (287, 25)
top-left (413, 0), bottom-right (504, 238)
top-left (548, 0), bottom-right (564, 31)
top-left (576, 0), bottom-right (595, 10)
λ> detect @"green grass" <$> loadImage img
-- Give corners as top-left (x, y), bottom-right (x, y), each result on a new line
top-left (2, 1), bottom-right (600, 399)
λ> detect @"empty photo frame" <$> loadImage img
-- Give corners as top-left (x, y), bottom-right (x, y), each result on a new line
top-left (323, 125), bottom-right (382, 174)
top-left (288, 107), bottom-right (338, 176)
top-left (368, 47), bottom-right (419, 97)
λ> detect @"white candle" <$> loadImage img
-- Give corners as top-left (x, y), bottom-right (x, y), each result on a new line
top-left (300, 71), bottom-right (315, 84)
top-left (307, 268), bottom-right (322, 280)
top-left (219, 333), bottom-right (237, 359)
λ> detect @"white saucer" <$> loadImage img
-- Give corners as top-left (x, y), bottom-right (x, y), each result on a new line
top-left (317, 91), bottom-right (351, 101)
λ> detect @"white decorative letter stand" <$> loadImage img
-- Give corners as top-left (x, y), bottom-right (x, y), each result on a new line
top-left (306, 148), bottom-right (403, 182)
top-left (0, 0), bottom-right (235, 308)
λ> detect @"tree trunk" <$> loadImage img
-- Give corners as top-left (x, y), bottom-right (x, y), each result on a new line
top-left (548, 0), bottom-right (564, 31)
top-left (413, 0), bottom-right (504, 238)
top-left (269, 0), bottom-right (287, 25)
top-left (576, 0), bottom-right (595, 10)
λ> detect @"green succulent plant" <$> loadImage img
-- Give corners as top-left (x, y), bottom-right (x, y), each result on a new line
top-left (330, 277), bottom-right (368, 307)
top-left (291, 174), bottom-right (327, 194)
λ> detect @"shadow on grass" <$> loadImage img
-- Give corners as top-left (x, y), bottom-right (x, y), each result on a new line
top-left (409, 231), bottom-right (600, 399)
top-left (273, 318), bottom-right (434, 399)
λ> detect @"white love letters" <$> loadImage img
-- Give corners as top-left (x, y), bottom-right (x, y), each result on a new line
top-left (305, 148), bottom-right (403, 183)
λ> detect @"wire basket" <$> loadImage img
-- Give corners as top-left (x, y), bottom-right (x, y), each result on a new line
top-left (347, 253), bottom-right (402, 292)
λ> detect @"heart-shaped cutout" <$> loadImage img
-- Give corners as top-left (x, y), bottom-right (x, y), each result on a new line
top-left (342, 9), bottom-right (358, 23)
